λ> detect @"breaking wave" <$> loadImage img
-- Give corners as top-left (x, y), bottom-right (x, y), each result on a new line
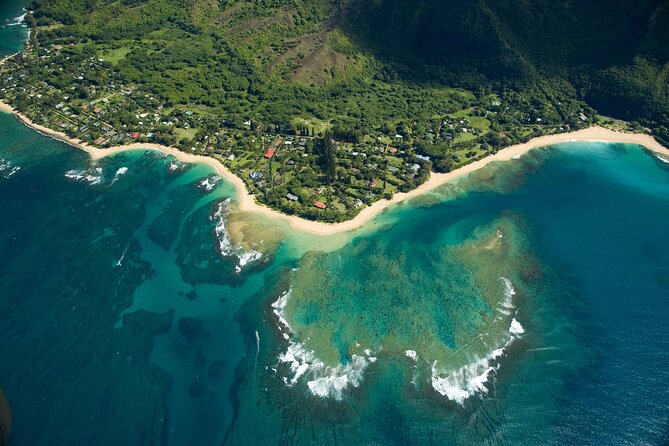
top-left (272, 289), bottom-right (375, 400)
top-left (272, 276), bottom-right (525, 403)
top-left (109, 167), bottom-right (128, 185)
top-left (168, 160), bottom-right (188, 173)
top-left (197, 175), bottom-right (221, 192)
top-left (0, 158), bottom-right (20, 178)
top-left (65, 164), bottom-right (129, 186)
top-left (65, 167), bottom-right (104, 185)
top-left (654, 154), bottom-right (669, 164)
top-left (209, 200), bottom-right (262, 273)
top-left (430, 277), bottom-right (525, 405)
top-left (4, 12), bottom-right (26, 28)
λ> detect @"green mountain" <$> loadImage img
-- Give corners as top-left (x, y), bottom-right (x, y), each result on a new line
top-left (341, 0), bottom-right (669, 130)
top-left (24, 0), bottom-right (669, 138)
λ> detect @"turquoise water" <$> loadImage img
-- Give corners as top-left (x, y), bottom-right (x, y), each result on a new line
top-left (0, 0), bottom-right (28, 59)
top-left (2, 109), bottom-right (669, 445)
top-left (1, 13), bottom-right (669, 435)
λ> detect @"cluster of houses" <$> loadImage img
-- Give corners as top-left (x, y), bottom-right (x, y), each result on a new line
top-left (238, 132), bottom-right (433, 213)
top-left (0, 49), bottom-right (174, 147)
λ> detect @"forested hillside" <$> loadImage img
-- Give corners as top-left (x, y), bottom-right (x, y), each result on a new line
top-left (340, 0), bottom-right (669, 141)
top-left (1, 0), bottom-right (667, 221)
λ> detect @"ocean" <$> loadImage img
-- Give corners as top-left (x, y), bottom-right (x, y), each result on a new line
top-left (2, 4), bottom-right (669, 445)
top-left (2, 110), bottom-right (669, 446)
top-left (0, 0), bottom-right (28, 60)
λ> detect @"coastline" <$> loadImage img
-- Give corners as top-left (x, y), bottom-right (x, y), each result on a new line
top-left (2, 99), bottom-right (669, 235)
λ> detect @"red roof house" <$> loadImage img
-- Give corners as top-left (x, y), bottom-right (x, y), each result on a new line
top-left (131, 131), bottom-right (140, 139)
top-left (264, 147), bottom-right (276, 159)
top-left (369, 179), bottom-right (378, 188)
top-left (389, 147), bottom-right (398, 154)
top-left (313, 201), bottom-right (327, 210)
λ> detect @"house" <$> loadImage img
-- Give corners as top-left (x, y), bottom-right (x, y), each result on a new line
top-left (411, 164), bottom-right (421, 172)
top-left (388, 166), bottom-right (400, 173)
top-left (249, 171), bottom-right (263, 180)
top-left (415, 154), bottom-right (431, 162)
top-left (355, 199), bottom-right (364, 207)
top-left (287, 193), bottom-right (299, 202)
top-left (131, 131), bottom-right (140, 139)
top-left (227, 154), bottom-right (235, 161)
top-left (314, 201), bottom-right (327, 210)
top-left (264, 147), bottom-right (276, 159)
top-left (369, 179), bottom-right (378, 188)
top-left (388, 147), bottom-right (398, 154)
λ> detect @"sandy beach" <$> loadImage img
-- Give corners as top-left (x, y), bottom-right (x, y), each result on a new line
top-left (2, 99), bottom-right (668, 235)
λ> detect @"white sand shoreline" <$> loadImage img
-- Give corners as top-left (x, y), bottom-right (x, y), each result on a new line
top-left (2, 100), bottom-right (668, 236)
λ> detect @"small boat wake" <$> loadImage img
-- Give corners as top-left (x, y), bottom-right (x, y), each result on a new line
top-left (116, 241), bottom-right (132, 267)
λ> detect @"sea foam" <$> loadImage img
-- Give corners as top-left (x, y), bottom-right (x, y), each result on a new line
top-left (273, 289), bottom-right (374, 400)
top-left (654, 154), bottom-right (669, 164)
top-left (65, 167), bottom-right (103, 185)
top-left (210, 200), bottom-right (262, 273)
top-left (109, 167), bottom-right (128, 185)
top-left (5, 13), bottom-right (26, 27)
top-left (431, 356), bottom-right (498, 405)
top-left (509, 318), bottom-right (525, 335)
top-left (0, 158), bottom-right (20, 178)
top-left (197, 175), bottom-right (221, 192)
top-left (431, 277), bottom-right (525, 405)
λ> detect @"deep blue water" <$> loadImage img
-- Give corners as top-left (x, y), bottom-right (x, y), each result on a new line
top-left (518, 144), bottom-right (669, 444)
top-left (1, 103), bottom-right (669, 444)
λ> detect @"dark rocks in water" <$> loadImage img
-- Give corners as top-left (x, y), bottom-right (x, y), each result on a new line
top-left (188, 380), bottom-right (204, 398)
top-left (178, 317), bottom-right (204, 342)
top-left (193, 351), bottom-right (206, 369)
top-left (0, 388), bottom-right (10, 446)
top-left (655, 269), bottom-right (669, 287)
top-left (208, 360), bottom-right (225, 379)
top-left (186, 290), bottom-right (198, 301)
